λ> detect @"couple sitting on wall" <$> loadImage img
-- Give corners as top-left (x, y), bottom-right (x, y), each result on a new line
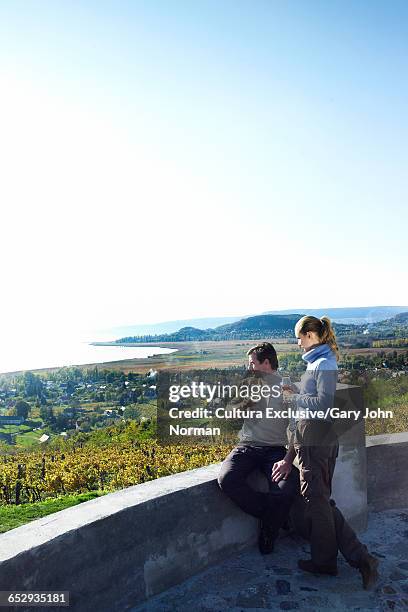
top-left (217, 315), bottom-right (379, 590)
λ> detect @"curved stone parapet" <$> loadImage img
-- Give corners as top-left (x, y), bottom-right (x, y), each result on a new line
top-left (0, 388), bottom-right (406, 610)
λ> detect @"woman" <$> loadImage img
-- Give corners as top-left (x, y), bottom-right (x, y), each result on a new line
top-left (272, 315), bottom-right (379, 588)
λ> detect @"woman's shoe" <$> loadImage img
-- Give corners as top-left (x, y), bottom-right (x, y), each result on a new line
top-left (358, 554), bottom-right (379, 589)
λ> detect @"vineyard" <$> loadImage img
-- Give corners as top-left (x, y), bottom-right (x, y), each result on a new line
top-left (0, 420), bottom-right (232, 506)
top-left (1, 369), bottom-right (407, 508)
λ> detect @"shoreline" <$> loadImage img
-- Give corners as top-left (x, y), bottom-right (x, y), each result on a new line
top-left (0, 346), bottom-right (178, 378)
top-left (0, 339), bottom-right (276, 377)
top-left (1, 339), bottom-right (406, 378)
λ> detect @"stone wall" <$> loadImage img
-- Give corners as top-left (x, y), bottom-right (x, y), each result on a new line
top-left (366, 432), bottom-right (408, 511)
top-left (0, 386), bottom-right (406, 610)
top-left (0, 465), bottom-right (257, 612)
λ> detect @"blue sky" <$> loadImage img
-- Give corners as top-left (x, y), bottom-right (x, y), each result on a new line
top-left (0, 0), bottom-right (407, 336)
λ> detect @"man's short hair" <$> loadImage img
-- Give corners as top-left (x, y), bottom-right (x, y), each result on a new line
top-left (247, 342), bottom-right (278, 370)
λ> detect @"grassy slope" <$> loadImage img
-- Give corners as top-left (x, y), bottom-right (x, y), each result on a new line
top-left (0, 491), bottom-right (108, 533)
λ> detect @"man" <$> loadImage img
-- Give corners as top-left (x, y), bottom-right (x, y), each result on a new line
top-left (217, 342), bottom-right (300, 554)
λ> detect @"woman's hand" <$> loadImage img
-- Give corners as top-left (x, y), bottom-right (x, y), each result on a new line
top-left (271, 458), bottom-right (292, 482)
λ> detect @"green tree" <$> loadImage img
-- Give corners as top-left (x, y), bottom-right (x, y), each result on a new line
top-left (124, 406), bottom-right (141, 420)
top-left (14, 400), bottom-right (31, 420)
top-left (23, 371), bottom-right (43, 397)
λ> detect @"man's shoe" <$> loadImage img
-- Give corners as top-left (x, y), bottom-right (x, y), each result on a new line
top-left (258, 516), bottom-right (278, 555)
top-left (358, 554), bottom-right (379, 590)
top-left (297, 559), bottom-right (338, 576)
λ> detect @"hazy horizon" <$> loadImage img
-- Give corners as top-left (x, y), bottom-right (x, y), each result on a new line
top-left (0, 304), bottom-right (406, 374)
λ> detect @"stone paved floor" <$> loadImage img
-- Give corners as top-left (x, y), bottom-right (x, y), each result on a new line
top-left (133, 508), bottom-right (408, 611)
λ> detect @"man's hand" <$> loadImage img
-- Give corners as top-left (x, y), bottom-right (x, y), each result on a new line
top-left (271, 458), bottom-right (292, 482)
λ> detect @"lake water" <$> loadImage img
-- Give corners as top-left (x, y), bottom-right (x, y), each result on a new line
top-left (0, 335), bottom-right (177, 375)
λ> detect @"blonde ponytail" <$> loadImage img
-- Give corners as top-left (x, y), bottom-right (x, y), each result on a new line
top-left (320, 316), bottom-right (339, 359)
top-left (295, 315), bottom-right (339, 360)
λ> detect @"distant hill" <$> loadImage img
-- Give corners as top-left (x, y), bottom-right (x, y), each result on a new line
top-left (264, 306), bottom-right (408, 325)
top-left (100, 306), bottom-right (408, 338)
top-left (368, 311), bottom-right (408, 336)
top-left (215, 314), bottom-right (304, 334)
top-left (100, 316), bottom-right (244, 338)
top-left (114, 313), bottom-right (359, 344)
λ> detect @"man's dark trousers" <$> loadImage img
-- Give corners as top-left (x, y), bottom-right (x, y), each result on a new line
top-left (218, 445), bottom-right (300, 528)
